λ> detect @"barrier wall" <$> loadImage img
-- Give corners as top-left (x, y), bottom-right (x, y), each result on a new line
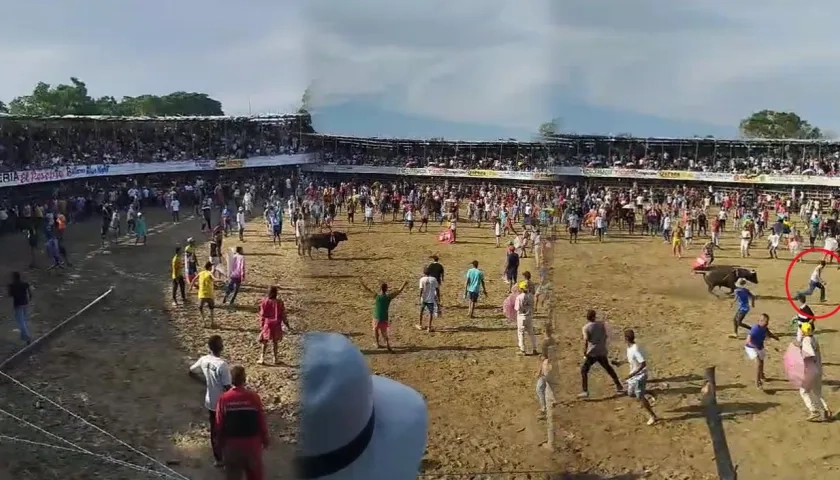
top-left (1, 156), bottom-right (830, 188)
top-left (301, 164), bottom-right (837, 186)
top-left (0, 154), bottom-right (317, 189)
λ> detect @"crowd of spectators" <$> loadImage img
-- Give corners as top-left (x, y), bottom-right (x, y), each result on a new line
top-left (0, 115), bottom-right (308, 172)
top-left (314, 135), bottom-right (840, 176)
top-left (315, 136), bottom-right (556, 171)
top-left (4, 116), bottom-right (840, 177)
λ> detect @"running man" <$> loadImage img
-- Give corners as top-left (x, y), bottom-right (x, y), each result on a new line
top-left (798, 261), bottom-right (827, 302)
top-left (190, 262), bottom-right (217, 328)
top-left (360, 278), bottom-right (408, 352)
top-left (745, 313), bottom-right (779, 390)
top-left (731, 278), bottom-right (755, 338)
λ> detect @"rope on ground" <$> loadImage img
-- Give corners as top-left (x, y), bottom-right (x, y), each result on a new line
top-left (0, 434), bottom-right (181, 479)
top-left (0, 287), bottom-right (115, 370)
top-left (0, 409), bottom-right (182, 479)
top-left (0, 366), bottom-right (190, 480)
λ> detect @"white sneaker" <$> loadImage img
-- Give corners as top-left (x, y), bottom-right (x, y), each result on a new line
top-left (646, 417), bottom-right (657, 426)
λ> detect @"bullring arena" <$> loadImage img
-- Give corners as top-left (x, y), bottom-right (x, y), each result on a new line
top-left (2, 128), bottom-right (840, 480)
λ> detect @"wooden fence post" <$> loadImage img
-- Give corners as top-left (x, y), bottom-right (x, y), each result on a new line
top-left (541, 237), bottom-right (556, 450)
top-left (702, 366), bottom-right (738, 480)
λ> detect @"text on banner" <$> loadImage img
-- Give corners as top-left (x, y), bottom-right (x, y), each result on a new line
top-left (0, 171), bottom-right (19, 186)
top-left (18, 168), bottom-right (66, 185)
top-left (657, 170), bottom-right (694, 180)
top-left (467, 169), bottom-right (498, 178)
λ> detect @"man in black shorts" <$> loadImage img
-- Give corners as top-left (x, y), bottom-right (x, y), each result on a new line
top-left (567, 211), bottom-right (581, 244)
top-left (426, 255), bottom-right (445, 304)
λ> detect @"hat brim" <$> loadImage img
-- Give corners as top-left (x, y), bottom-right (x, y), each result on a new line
top-left (317, 376), bottom-right (428, 480)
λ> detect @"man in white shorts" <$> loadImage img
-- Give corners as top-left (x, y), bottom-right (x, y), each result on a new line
top-left (624, 329), bottom-right (658, 425)
top-left (824, 234), bottom-right (839, 264)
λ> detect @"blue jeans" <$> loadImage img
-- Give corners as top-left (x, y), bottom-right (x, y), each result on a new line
top-left (223, 277), bottom-right (242, 304)
top-left (799, 281), bottom-right (826, 301)
top-left (14, 306), bottom-right (32, 343)
top-left (536, 376), bottom-right (555, 411)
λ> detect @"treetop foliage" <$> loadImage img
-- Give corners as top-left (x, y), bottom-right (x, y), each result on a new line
top-left (5, 77), bottom-right (224, 117)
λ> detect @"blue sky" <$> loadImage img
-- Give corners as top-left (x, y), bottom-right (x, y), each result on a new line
top-left (1, 1), bottom-right (838, 141)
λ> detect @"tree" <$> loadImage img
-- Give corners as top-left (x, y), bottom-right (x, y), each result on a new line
top-left (538, 118), bottom-right (562, 139)
top-left (739, 110), bottom-right (823, 139)
top-left (6, 77), bottom-right (224, 117)
top-left (0, 101), bottom-right (7, 114)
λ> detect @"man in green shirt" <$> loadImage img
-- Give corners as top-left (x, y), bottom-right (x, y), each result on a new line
top-left (360, 278), bottom-right (408, 353)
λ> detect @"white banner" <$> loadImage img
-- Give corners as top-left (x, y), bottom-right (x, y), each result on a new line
top-left (304, 164), bottom-right (555, 181)
top-left (6, 155), bottom-right (836, 188)
top-left (303, 164), bottom-right (840, 187)
top-left (0, 154), bottom-right (317, 188)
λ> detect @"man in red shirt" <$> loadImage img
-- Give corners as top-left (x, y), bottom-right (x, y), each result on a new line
top-left (215, 366), bottom-right (269, 480)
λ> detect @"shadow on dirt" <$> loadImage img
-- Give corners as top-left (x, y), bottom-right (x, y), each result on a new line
top-left (653, 382), bottom-right (745, 396)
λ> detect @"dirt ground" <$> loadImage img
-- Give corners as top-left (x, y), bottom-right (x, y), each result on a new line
top-left (2, 206), bottom-right (840, 480)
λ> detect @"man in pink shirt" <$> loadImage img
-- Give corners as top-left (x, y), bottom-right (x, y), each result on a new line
top-left (223, 246), bottom-right (246, 305)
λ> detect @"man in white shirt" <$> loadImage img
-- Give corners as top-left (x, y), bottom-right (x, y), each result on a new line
top-left (624, 329), bottom-right (658, 425)
top-left (662, 215), bottom-right (672, 243)
top-left (364, 203), bottom-right (374, 231)
top-left (824, 234), bottom-right (839, 264)
top-left (767, 232), bottom-right (780, 259)
top-left (236, 207), bottom-right (246, 241)
top-left (514, 281), bottom-right (537, 355)
top-left (170, 197), bottom-right (181, 223)
top-left (594, 214), bottom-right (605, 242)
top-left (567, 212), bottom-right (580, 244)
top-left (798, 261), bottom-right (827, 302)
top-left (418, 268), bottom-right (440, 331)
top-left (295, 216), bottom-right (306, 254)
top-left (188, 335), bottom-right (232, 467)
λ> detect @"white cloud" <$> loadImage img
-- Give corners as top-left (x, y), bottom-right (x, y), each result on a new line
top-left (304, 0), bottom-right (555, 129)
top-left (3, 0), bottom-right (840, 132)
top-left (544, 1), bottom-right (840, 129)
top-left (0, 1), bottom-right (307, 115)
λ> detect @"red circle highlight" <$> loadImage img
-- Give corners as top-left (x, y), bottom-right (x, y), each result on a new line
top-left (784, 247), bottom-right (840, 320)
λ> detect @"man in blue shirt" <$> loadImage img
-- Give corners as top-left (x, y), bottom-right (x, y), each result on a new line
top-left (731, 278), bottom-right (755, 338)
top-left (463, 260), bottom-right (488, 318)
top-left (745, 313), bottom-right (779, 389)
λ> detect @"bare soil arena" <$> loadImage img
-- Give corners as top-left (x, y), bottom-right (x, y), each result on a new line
top-left (2, 203), bottom-right (840, 480)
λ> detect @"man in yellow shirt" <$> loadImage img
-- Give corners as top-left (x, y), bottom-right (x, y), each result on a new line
top-left (190, 262), bottom-right (216, 328)
top-left (171, 246), bottom-right (187, 306)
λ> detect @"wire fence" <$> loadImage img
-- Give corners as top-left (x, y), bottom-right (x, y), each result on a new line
top-left (0, 287), bottom-right (191, 480)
